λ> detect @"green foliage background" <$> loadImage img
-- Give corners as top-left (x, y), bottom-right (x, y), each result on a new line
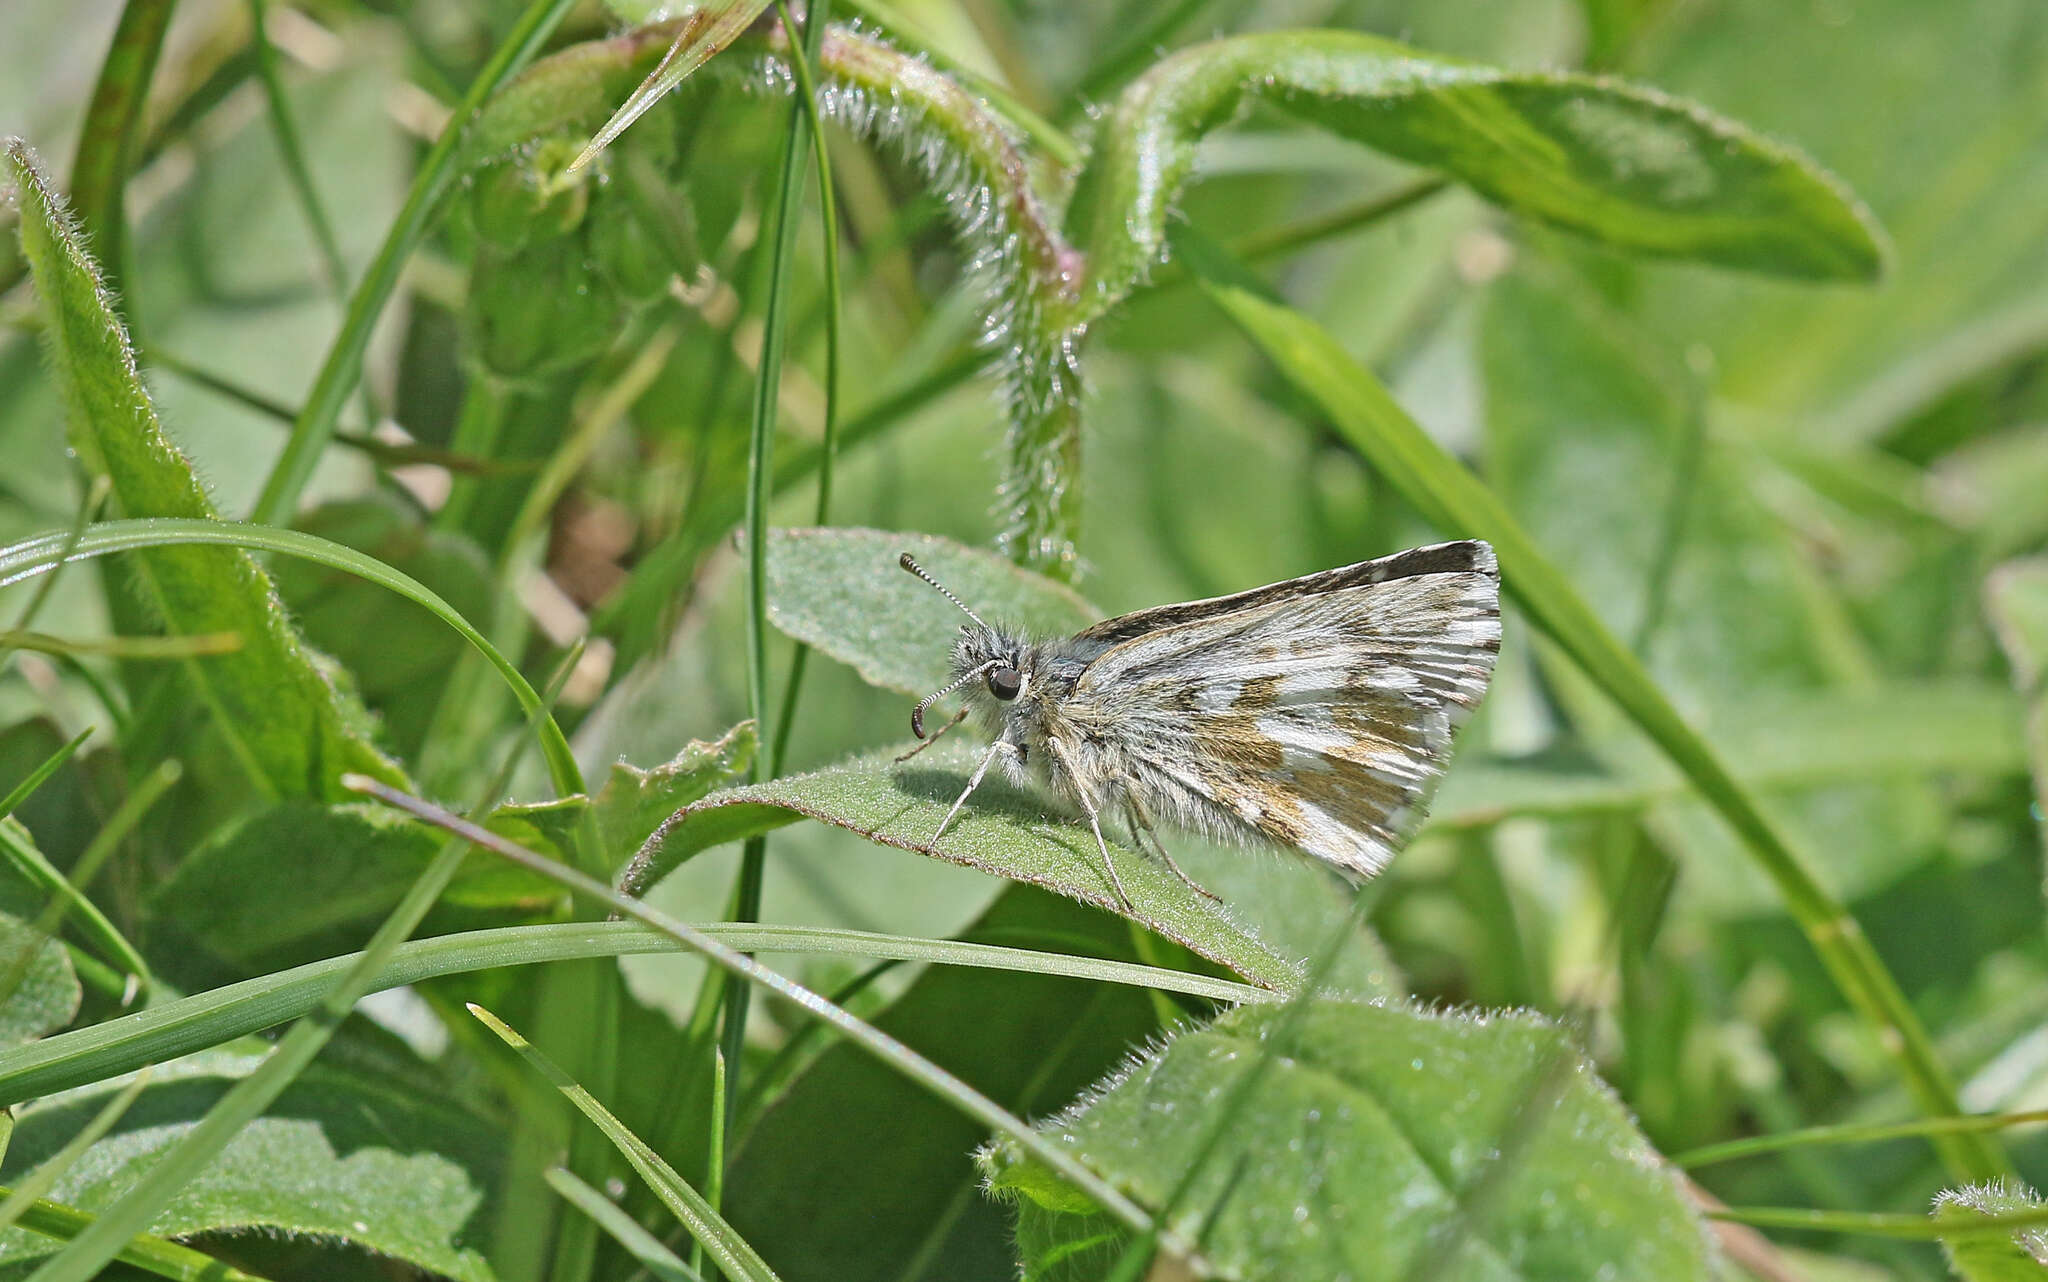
top-left (0, 0), bottom-right (2046, 1279)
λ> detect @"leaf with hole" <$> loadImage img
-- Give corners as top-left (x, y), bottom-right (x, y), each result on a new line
top-left (981, 997), bottom-right (1714, 1282)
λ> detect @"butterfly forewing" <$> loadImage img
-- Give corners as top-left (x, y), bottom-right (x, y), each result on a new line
top-left (1066, 542), bottom-right (1500, 879)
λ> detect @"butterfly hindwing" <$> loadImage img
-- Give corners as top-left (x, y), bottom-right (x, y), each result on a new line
top-left (1065, 543), bottom-right (1500, 878)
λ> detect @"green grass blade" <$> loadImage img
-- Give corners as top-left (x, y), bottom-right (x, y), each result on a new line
top-left (0, 729), bottom-right (90, 825)
top-left (1679, 1111), bottom-right (2048, 1169)
top-left (1, 1190), bottom-right (271, 1281)
top-left (0, 775), bottom-right (161, 1001)
top-left (0, 517), bottom-right (582, 797)
top-left (545, 1167), bottom-right (705, 1282)
top-left (242, 0), bottom-right (352, 306)
top-left (1710, 1202), bottom-right (2048, 1241)
top-left (1190, 252), bottom-right (2006, 1185)
top-left (62, 0), bottom-right (175, 309)
top-left (249, 0), bottom-right (581, 524)
top-left (0, 920), bottom-right (1264, 1108)
top-left (724, 0), bottom-right (834, 1189)
top-left (475, 1006), bottom-right (780, 1282)
top-left (350, 778), bottom-right (1169, 1247)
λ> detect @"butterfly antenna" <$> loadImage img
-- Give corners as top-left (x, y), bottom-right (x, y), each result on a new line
top-left (899, 553), bottom-right (991, 630)
top-left (911, 660), bottom-right (1000, 738)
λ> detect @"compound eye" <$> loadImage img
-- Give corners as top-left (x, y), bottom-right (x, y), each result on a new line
top-left (987, 666), bottom-right (1022, 700)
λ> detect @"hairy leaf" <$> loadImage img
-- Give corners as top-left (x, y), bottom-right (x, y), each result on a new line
top-left (3, 139), bottom-right (404, 802)
top-left (0, 911), bottom-right (79, 1051)
top-left (1937, 1181), bottom-right (2048, 1281)
top-left (644, 739), bottom-right (1299, 991)
top-left (153, 724), bottom-right (753, 966)
top-left (1072, 28), bottom-right (1885, 305)
top-left (982, 998), bottom-right (1713, 1281)
top-left (0, 1049), bottom-right (503, 1278)
top-left (764, 526), bottom-right (1096, 697)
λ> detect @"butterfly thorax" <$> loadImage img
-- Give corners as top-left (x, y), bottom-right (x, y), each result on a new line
top-left (950, 625), bottom-right (1107, 772)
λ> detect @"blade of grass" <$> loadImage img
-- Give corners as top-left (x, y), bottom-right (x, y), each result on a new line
top-left (243, 0), bottom-right (351, 306)
top-left (0, 759), bottom-right (176, 1008)
top-left (0, 808), bottom-right (150, 998)
top-left (65, 0), bottom-right (176, 313)
top-left (1710, 1203), bottom-right (2048, 1240)
top-left (722, 0), bottom-right (833, 1197)
top-left (1678, 1111), bottom-right (2048, 1169)
top-left (0, 631), bottom-right (240, 660)
top-left (0, 920), bottom-right (1262, 1108)
top-left (0, 728), bottom-right (91, 825)
top-left (765, 0), bottom-right (845, 779)
top-left (0, 517), bottom-right (581, 797)
top-left (249, 0), bottom-right (581, 524)
top-left (475, 1006), bottom-right (781, 1282)
top-left (546, 1167), bottom-right (705, 1282)
top-left (0, 1068), bottom-right (151, 1234)
top-left (148, 346), bottom-right (532, 475)
top-left (1184, 233), bottom-right (2007, 1184)
top-left (346, 777), bottom-right (1171, 1249)
top-left (0, 477), bottom-right (110, 671)
top-left (1, 1192), bottom-right (270, 1281)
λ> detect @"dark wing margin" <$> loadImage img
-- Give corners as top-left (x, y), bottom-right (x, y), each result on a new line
top-left (1076, 540), bottom-right (1498, 646)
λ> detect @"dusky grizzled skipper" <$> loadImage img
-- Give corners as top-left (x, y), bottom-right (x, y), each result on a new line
top-left (897, 541), bottom-right (1502, 907)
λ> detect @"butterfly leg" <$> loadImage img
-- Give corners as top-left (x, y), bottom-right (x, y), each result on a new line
top-left (1124, 796), bottom-right (1222, 903)
top-left (931, 737), bottom-right (1011, 846)
top-left (1045, 738), bottom-right (1134, 911)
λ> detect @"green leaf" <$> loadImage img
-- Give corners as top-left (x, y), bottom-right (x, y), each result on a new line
top-left (981, 998), bottom-right (1714, 1282)
top-left (0, 1049), bottom-right (504, 1279)
top-left (725, 886), bottom-right (1179, 1281)
top-left (1071, 28), bottom-right (1885, 307)
top-left (1937, 1182), bottom-right (2048, 1280)
top-left (154, 725), bottom-right (753, 966)
top-left (0, 912), bottom-right (78, 1050)
top-left (764, 526), bottom-right (1097, 698)
top-left (1986, 558), bottom-right (2048, 872)
top-left (2, 139), bottom-right (405, 803)
top-left (639, 739), bottom-right (1299, 991)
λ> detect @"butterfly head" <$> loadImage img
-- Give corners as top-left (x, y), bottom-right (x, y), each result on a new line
top-left (900, 553), bottom-right (1035, 738)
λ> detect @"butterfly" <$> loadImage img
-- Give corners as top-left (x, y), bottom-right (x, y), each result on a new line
top-left (897, 541), bottom-right (1502, 907)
